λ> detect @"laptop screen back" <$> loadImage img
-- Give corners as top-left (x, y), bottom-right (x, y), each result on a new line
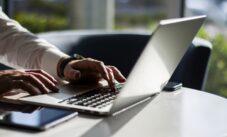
top-left (110, 16), bottom-right (206, 113)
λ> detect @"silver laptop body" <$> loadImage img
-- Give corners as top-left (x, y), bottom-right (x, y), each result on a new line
top-left (10, 16), bottom-right (206, 115)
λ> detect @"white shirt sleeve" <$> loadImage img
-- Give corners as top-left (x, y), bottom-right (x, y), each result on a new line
top-left (0, 10), bottom-right (69, 78)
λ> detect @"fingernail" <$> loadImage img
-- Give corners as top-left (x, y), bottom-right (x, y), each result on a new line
top-left (121, 76), bottom-right (126, 80)
top-left (53, 86), bottom-right (59, 92)
top-left (120, 78), bottom-right (126, 83)
top-left (44, 89), bottom-right (49, 94)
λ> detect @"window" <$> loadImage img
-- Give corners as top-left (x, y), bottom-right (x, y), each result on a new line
top-left (6, 0), bottom-right (181, 33)
top-left (115, 0), bottom-right (181, 30)
top-left (7, 0), bottom-right (69, 33)
top-left (185, 0), bottom-right (227, 97)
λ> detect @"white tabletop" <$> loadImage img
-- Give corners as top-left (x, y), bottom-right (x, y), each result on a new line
top-left (1, 87), bottom-right (227, 137)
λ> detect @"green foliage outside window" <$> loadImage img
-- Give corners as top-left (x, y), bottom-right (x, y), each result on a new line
top-left (14, 12), bottom-right (68, 33)
top-left (12, 0), bottom-right (68, 33)
top-left (197, 28), bottom-right (227, 98)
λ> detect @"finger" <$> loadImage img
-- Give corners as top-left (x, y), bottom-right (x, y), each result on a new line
top-left (28, 72), bottom-right (59, 92)
top-left (108, 66), bottom-right (126, 83)
top-left (64, 66), bottom-right (81, 81)
top-left (13, 80), bottom-right (40, 95)
top-left (106, 67), bottom-right (116, 91)
top-left (86, 60), bottom-right (115, 89)
top-left (72, 59), bottom-right (110, 83)
top-left (25, 69), bottom-right (58, 84)
top-left (91, 61), bottom-right (110, 84)
top-left (14, 74), bottom-right (49, 94)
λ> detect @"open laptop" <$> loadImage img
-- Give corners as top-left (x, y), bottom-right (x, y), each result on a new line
top-left (2, 15), bottom-right (206, 115)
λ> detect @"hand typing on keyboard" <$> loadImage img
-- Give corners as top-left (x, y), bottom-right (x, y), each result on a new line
top-left (59, 58), bottom-right (126, 91)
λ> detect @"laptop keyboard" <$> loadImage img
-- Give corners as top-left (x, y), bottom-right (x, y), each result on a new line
top-left (58, 84), bottom-right (123, 109)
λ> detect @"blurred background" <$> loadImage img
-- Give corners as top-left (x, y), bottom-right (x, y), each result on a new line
top-left (0, 0), bottom-right (227, 98)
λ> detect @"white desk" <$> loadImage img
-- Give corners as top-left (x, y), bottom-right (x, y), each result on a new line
top-left (1, 87), bottom-right (227, 137)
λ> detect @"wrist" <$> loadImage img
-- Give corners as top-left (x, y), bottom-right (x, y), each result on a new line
top-left (57, 57), bottom-right (68, 78)
top-left (57, 54), bottom-right (84, 79)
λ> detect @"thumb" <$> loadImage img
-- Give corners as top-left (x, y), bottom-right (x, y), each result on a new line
top-left (64, 66), bottom-right (81, 81)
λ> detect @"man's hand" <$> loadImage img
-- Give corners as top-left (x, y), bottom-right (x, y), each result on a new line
top-left (0, 69), bottom-right (58, 97)
top-left (63, 58), bottom-right (126, 90)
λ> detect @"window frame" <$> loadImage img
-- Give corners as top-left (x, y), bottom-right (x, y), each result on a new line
top-left (180, 0), bottom-right (185, 17)
top-left (1, 0), bottom-right (9, 15)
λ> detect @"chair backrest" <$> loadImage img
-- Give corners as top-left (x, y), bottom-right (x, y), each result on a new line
top-left (39, 31), bottom-right (212, 90)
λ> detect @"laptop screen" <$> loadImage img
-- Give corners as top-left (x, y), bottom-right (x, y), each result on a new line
top-left (114, 16), bottom-right (205, 103)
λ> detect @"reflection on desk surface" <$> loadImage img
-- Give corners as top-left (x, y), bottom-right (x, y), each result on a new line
top-left (79, 96), bottom-right (155, 137)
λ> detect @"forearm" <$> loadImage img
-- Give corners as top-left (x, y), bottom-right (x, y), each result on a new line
top-left (0, 11), bottom-right (69, 78)
top-left (41, 49), bottom-right (69, 79)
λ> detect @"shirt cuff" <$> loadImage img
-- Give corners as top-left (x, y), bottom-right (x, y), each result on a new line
top-left (41, 48), bottom-right (69, 79)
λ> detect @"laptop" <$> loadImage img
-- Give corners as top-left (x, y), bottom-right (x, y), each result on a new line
top-left (1, 15), bottom-right (206, 116)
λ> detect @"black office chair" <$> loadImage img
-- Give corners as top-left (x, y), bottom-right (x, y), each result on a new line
top-left (37, 30), bottom-right (212, 91)
top-left (0, 30), bottom-right (212, 90)
top-left (170, 38), bottom-right (212, 90)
